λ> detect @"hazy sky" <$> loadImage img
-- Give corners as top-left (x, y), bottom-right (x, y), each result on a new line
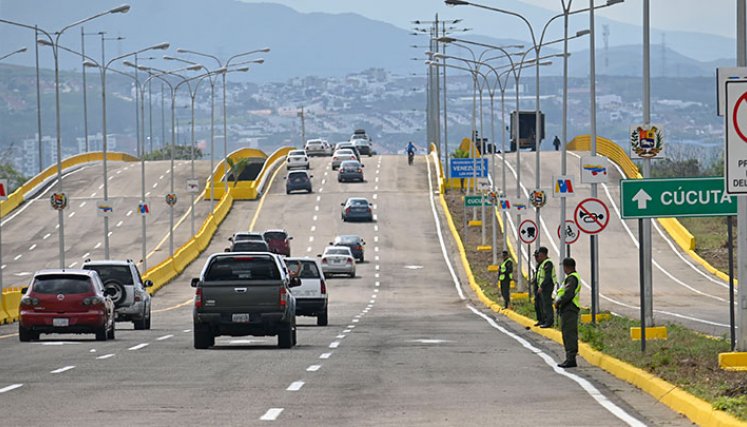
top-left (241, 0), bottom-right (738, 39)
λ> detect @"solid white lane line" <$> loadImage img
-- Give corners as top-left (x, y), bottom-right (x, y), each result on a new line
top-left (116, 221), bottom-right (123, 227)
top-left (320, 352), bottom-right (332, 359)
top-left (68, 262), bottom-right (78, 268)
top-left (329, 341), bottom-right (340, 348)
top-left (50, 366), bottom-right (75, 374)
top-left (79, 201), bottom-right (87, 208)
top-left (82, 252), bottom-right (90, 259)
top-left (286, 381), bottom-right (304, 391)
top-left (96, 354), bottom-right (115, 360)
top-left (0, 384), bottom-right (23, 394)
top-left (13, 254), bottom-right (22, 261)
top-left (28, 244), bottom-right (37, 251)
top-left (157, 334), bottom-right (174, 341)
top-left (468, 306), bottom-right (645, 427)
top-left (43, 233), bottom-right (51, 240)
top-left (68, 211), bottom-right (76, 218)
top-left (260, 408), bottom-right (284, 421)
top-left (94, 242), bottom-right (102, 249)
top-left (128, 343), bottom-right (149, 351)
top-left (306, 365), bottom-right (321, 372)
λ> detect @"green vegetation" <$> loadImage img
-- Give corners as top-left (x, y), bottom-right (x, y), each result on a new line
top-left (144, 145), bottom-right (203, 161)
top-left (0, 149), bottom-right (27, 191)
top-left (225, 157), bottom-right (252, 187)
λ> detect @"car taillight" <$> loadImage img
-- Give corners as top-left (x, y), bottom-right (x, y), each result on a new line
top-left (280, 286), bottom-right (287, 307)
top-left (346, 259), bottom-right (353, 264)
top-left (321, 258), bottom-right (328, 264)
top-left (345, 208), bottom-right (351, 214)
top-left (357, 169), bottom-right (362, 173)
top-left (20, 296), bottom-right (39, 307)
top-left (134, 294), bottom-right (142, 302)
top-left (320, 279), bottom-right (327, 295)
top-left (333, 156), bottom-right (338, 160)
top-left (83, 296), bottom-right (104, 306)
top-left (194, 287), bottom-right (203, 309)
top-left (355, 245), bottom-right (363, 251)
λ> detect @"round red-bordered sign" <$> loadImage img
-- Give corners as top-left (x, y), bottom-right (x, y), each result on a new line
top-left (519, 219), bottom-right (538, 244)
top-left (574, 198), bottom-right (610, 234)
top-left (732, 91), bottom-right (747, 143)
top-left (557, 220), bottom-right (580, 244)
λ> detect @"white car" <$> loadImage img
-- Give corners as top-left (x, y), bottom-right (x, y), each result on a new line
top-left (285, 257), bottom-right (328, 326)
top-left (331, 149), bottom-right (357, 170)
top-left (305, 139), bottom-right (331, 157)
top-left (286, 149), bottom-right (310, 170)
top-left (318, 246), bottom-right (356, 278)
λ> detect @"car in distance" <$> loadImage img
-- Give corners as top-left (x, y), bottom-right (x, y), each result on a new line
top-left (192, 252), bottom-right (301, 349)
top-left (331, 235), bottom-right (366, 262)
top-left (305, 139), bottom-right (331, 157)
top-left (285, 170), bottom-right (313, 194)
top-left (334, 142), bottom-right (362, 161)
top-left (82, 259), bottom-right (153, 330)
top-left (264, 229), bottom-right (292, 256)
top-left (284, 257), bottom-right (328, 326)
top-left (338, 160), bottom-right (365, 183)
top-left (318, 246), bottom-right (356, 278)
top-left (19, 269), bottom-right (115, 342)
top-left (229, 232), bottom-right (265, 243)
top-left (341, 197), bottom-right (374, 222)
top-left (286, 149), bottom-right (310, 170)
top-left (227, 240), bottom-right (270, 252)
top-left (350, 130), bottom-right (373, 156)
top-left (331, 149), bottom-right (358, 170)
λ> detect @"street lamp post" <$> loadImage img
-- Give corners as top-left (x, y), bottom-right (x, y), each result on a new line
top-left (2, 4), bottom-right (132, 269)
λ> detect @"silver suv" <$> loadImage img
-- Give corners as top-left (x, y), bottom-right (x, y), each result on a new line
top-left (82, 259), bottom-right (153, 330)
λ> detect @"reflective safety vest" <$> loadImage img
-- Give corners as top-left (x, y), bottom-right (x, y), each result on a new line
top-left (557, 271), bottom-right (581, 308)
top-left (499, 258), bottom-right (513, 282)
top-left (536, 258), bottom-right (556, 288)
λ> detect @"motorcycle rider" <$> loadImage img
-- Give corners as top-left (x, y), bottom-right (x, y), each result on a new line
top-left (406, 141), bottom-right (416, 164)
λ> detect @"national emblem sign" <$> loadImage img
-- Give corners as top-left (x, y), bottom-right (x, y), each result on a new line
top-left (529, 189), bottom-right (546, 208)
top-left (630, 124), bottom-right (664, 159)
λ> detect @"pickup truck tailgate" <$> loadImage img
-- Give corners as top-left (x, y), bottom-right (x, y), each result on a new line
top-left (201, 280), bottom-right (281, 313)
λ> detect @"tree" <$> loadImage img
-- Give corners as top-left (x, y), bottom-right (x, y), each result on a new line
top-left (0, 162), bottom-right (26, 192)
top-left (226, 157), bottom-right (251, 187)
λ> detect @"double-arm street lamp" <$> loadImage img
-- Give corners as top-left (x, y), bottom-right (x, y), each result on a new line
top-left (0, 4), bottom-right (131, 269)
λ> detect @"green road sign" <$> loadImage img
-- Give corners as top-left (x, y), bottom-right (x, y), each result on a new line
top-left (620, 177), bottom-right (737, 219)
top-left (464, 195), bottom-right (491, 207)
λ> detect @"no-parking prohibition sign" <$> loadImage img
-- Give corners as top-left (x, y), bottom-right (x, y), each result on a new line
top-left (519, 219), bottom-right (538, 244)
top-left (725, 80), bottom-right (747, 193)
top-left (574, 198), bottom-right (610, 235)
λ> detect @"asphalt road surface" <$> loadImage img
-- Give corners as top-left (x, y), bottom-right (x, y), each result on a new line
top-left (496, 150), bottom-right (731, 336)
top-left (0, 159), bottom-right (213, 289)
top-left (0, 155), bottom-right (690, 426)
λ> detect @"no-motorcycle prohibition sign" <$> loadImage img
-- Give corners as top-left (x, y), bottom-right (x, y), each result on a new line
top-left (726, 80), bottom-right (747, 193)
top-left (574, 198), bottom-right (610, 235)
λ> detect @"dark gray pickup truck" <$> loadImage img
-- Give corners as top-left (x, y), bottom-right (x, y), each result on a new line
top-left (191, 252), bottom-right (300, 349)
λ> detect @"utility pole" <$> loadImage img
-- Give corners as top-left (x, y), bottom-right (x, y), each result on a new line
top-left (736, 0), bottom-right (747, 352)
top-left (641, 0), bottom-right (654, 327)
top-left (298, 106), bottom-right (306, 146)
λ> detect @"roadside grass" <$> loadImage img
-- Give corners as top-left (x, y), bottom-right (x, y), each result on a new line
top-left (678, 217), bottom-right (736, 275)
top-left (444, 193), bottom-right (747, 422)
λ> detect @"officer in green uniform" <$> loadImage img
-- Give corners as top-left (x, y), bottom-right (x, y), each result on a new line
top-left (497, 251), bottom-right (513, 309)
top-left (555, 257), bottom-right (581, 368)
top-left (535, 247), bottom-right (557, 328)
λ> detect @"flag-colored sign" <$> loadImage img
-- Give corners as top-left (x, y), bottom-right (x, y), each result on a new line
top-left (552, 175), bottom-right (575, 198)
top-left (138, 202), bottom-right (150, 216)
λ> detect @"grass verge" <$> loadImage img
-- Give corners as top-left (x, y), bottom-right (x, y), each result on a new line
top-left (444, 192), bottom-right (747, 422)
top-left (679, 217), bottom-right (737, 276)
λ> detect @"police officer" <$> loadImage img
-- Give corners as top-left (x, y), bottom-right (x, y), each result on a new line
top-left (497, 251), bottom-right (513, 309)
top-left (555, 257), bottom-right (581, 368)
top-left (531, 250), bottom-right (543, 325)
top-left (535, 247), bottom-right (557, 328)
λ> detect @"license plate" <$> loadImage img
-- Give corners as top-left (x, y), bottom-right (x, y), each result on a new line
top-left (232, 314), bottom-right (251, 323)
top-left (53, 318), bottom-right (69, 327)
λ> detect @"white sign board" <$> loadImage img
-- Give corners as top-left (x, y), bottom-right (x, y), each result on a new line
top-left (186, 179), bottom-right (201, 194)
top-left (630, 124), bottom-right (664, 159)
top-left (0, 179), bottom-right (7, 201)
top-left (579, 156), bottom-right (608, 184)
top-left (573, 198), bottom-right (610, 235)
top-left (498, 197), bottom-right (512, 213)
top-left (718, 67), bottom-right (747, 116)
top-left (726, 80), bottom-right (747, 194)
top-left (476, 178), bottom-right (491, 192)
top-left (96, 201), bottom-right (113, 217)
top-left (552, 175), bottom-right (575, 198)
top-left (514, 198), bottom-right (531, 216)
top-left (557, 220), bottom-right (580, 244)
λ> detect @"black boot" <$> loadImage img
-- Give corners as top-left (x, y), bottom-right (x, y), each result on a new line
top-left (557, 359), bottom-right (577, 368)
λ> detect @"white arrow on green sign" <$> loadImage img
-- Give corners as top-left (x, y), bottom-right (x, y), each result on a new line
top-left (464, 195), bottom-right (491, 207)
top-left (620, 177), bottom-right (737, 219)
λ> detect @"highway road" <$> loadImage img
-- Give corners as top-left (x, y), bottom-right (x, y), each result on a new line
top-left (0, 155), bottom-right (689, 426)
top-left (0, 159), bottom-right (213, 290)
top-left (497, 151), bottom-right (732, 336)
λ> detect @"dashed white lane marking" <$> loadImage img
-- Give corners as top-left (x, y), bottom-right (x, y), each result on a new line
top-left (50, 366), bottom-right (75, 374)
top-left (108, 232), bottom-right (113, 237)
top-left (98, 184), bottom-right (104, 190)
top-left (369, 300), bottom-right (375, 304)
top-left (336, 334), bottom-right (346, 339)
top-left (159, 175), bottom-right (164, 180)
top-left (286, 381), bottom-right (304, 391)
top-left (374, 256), bottom-right (380, 261)
top-left (374, 273), bottom-right (380, 278)
top-left (318, 188), bottom-right (323, 193)
top-left (157, 334), bottom-right (174, 341)
top-left (352, 319), bottom-right (360, 323)
top-left (43, 233), bottom-right (51, 240)
top-left (152, 183), bottom-right (158, 189)
top-left (165, 169), bottom-right (170, 174)
top-left (13, 254), bottom-right (22, 261)
top-left (375, 265), bottom-right (380, 271)
top-left (96, 354), bottom-right (115, 360)
top-left (79, 201), bottom-right (87, 208)
top-left (375, 281), bottom-right (380, 287)
top-left (354, 314), bottom-right (362, 319)
top-left (0, 384), bottom-right (23, 394)
top-left (128, 343), bottom-right (149, 351)
top-left (108, 176), bottom-right (114, 181)
top-left (374, 185), bottom-right (379, 191)
top-left (374, 236), bottom-right (379, 243)
top-left (260, 408), bottom-right (284, 421)
top-left (376, 169), bottom-right (380, 174)
top-left (374, 247), bottom-right (379, 252)
top-left (116, 170), bottom-right (122, 175)
top-left (320, 352), bottom-right (332, 359)
top-left (373, 194), bottom-right (378, 200)
top-left (312, 215), bottom-right (318, 221)
top-left (55, 224), bottom-right (59, 229)
top-left (347, 325), bottom-right (355, 329)
top-left (374, 225), bottom-right (379, 232)
top-left (94, 242), bottom-right (102, 249)
top-left (306, 365), bottom-right (321, 372)
top-left (316, 196), bottom-right (321, 202)
top-left (116, 221), bottom-right (123, 227)
top-left (28, 244), bottom-right (37, 251)
top-left (145, 192), bottom-right (151, 197)
top-left (343, 329), bottom-right (351, 333)
top-left (82, 252), bottom-right (90, 259)
top-left (314, 205), bottom-right (319, 211)
top-left (183, 329), bottom-right (191, 333)
top-left (68, 262), bottom-right (78, 268)
top-left (1, 265), bottom-right (5, 270)
top-left (90, 192), bottom-right (97, 198)
top-left (310, 226), bottom-right (316, 232)
top-left (321, 179), bottom-right (326, 185)
top-left (68, 211), bottom-right (76, 218)
top-left (126, 210), bottom-right (133, 217)
top-left (373, 214), bottom-right (378, 221)
top-left (309, 236), bottom-right (314, 242)
top-left (306, 246), bottom-right (312, 253)
top-left (375, 177), bottom-right (379, 182)
top-left (329, 341), bottom-right (340, 348)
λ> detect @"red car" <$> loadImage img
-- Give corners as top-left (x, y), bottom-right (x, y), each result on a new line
top-left (263, 230), bottom-right (292, 256)
top-left (19, 269), bottom-right (116, 342)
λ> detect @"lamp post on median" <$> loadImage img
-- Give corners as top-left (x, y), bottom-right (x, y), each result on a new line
top-left (2, 4), bottom-right (132, 269)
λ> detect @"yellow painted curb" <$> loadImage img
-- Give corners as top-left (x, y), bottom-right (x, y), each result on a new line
top-left (580, 313), bottom-right (612, 324)
top-left (487, 265), bottom-right (499, 272)
top-left (512, 292), bottom-right (529, 300)
top-left (719, 352), bottom-right (747, 372)
top-left (468, 220), bottom-right (482, 227)
top-left (630, 326), bottom-right (668, 341)
top-left (430, 152), bottom-right (746, 427)
top-left (476, 245), bottom-right (492, 252)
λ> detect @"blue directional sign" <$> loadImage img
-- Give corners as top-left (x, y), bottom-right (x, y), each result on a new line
top-left (449, 158), bottom-right (489, 178)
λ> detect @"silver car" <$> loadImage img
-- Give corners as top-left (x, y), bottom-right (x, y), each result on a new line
top-left (318, 246), bottom-right (356, 278)
top-left (81, 259), bottom-right (153, 330)
top-left (332, 149), bottom-right (357, 170)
